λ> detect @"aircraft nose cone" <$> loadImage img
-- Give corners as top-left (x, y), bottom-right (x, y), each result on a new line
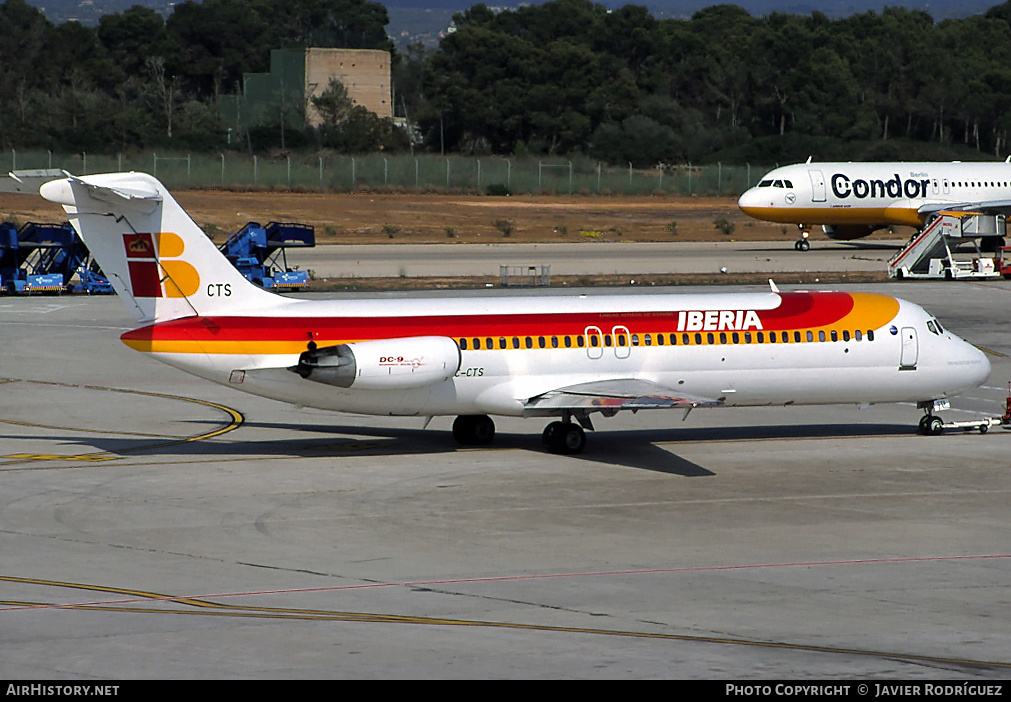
top-left (952, 340), bottom-right (991, 392)
top-left (970, 345), bottom-right (992, 387)
top-left (737, 188), bottom-right (760, 215)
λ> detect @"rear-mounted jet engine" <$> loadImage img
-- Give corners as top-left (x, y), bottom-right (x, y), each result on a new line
top-left (291, 336), bottom-right (461, 390)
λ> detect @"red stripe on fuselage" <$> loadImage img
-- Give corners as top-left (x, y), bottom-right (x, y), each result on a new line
top-left (119, 292), bottom-right (857, 345)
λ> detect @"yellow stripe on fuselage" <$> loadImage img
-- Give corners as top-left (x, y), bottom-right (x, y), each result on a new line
top-left (740, 206), bottom-right (924, 228)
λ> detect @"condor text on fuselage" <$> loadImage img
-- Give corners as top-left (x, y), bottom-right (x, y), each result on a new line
top-left (830, 172), bottom-right (931, 201)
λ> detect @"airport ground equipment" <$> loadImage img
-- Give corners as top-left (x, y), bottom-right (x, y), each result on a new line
top-left (219, 221), bottom-right (314, 291)
top-left (67, 254), bottom-right (115, 294)
top-left (999, 246), bottom-right (1011, 278)
top-left (0, 221), bottom-right (65, 293)
top-left (16, 222), bottom-right (114, 294)
top-left (887, 212), bottom-right (1006, 279)
top-left (917, 386), bottom-right (1011, 434)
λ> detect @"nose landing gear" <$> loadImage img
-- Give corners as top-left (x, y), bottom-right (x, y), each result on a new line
top-left (917, 398), bottom-right (1002, 435)
top-left (918, 413), bottom-right (944, 436)
top-left (794, 226), bottom-right (811, 251)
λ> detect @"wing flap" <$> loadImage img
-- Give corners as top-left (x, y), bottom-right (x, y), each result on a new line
top-left (524, 378), bottom-right (722, 411)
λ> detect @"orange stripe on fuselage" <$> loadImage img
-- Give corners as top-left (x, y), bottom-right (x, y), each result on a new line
top-left (119, 292), bottom-right (901, 357)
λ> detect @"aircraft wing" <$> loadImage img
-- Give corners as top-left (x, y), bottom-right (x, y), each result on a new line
top-left (918, 199), bottom-right (1011, 217)
top-left (523, 378), bottom-right (722, 411)
top-left (0, 169), bottom-right (72, 194)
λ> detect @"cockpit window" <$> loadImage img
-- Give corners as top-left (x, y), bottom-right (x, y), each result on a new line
top-left (926, 320), bottom-right (938, 335)
top-left (783, 180), bottom-right (793, 188)
top-left (758, 179), bottom-right (773, 187)
top-left (773, 179), bottom-right (784, 187)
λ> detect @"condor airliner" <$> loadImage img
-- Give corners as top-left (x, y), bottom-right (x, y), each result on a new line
top-left (738, 160), bottom-right (1011, 250)
top-left (23, 171), bottom-right (991, 453)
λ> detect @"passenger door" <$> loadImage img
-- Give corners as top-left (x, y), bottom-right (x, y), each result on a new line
top-left (809, 170), bottom-right (826, 202)
top-left (900, 327), bottom-right (918, 369)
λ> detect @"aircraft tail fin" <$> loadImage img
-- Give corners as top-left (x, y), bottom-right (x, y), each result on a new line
top-left (40, 172), bottom-right (282, 323)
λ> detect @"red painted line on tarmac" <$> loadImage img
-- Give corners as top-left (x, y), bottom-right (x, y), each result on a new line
top-left (4, 553), bottom-right (1009, 612)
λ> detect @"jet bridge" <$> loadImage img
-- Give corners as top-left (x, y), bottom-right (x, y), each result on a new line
top-left (887, 211), bottom-right (1005, 279)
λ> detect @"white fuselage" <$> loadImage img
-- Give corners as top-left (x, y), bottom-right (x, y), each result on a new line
top-left (738, 161), bottom-right (1011, 232)
top-left (129, 290), bottom-right (990, 419)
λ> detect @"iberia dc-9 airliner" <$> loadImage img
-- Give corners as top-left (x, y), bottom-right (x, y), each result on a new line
top-left (8, 171), bottom-right (991, 453)
top-left (738, 160), bottom-right (1011, 250)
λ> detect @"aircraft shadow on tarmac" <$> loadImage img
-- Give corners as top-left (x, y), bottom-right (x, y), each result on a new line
top-left (2, 421), bottom-right (913, 477)
top-left (748, 240), bottom-right (902, 254)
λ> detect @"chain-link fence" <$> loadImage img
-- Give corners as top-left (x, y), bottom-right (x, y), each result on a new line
top-left (1, 149), bottom-right (768, 196)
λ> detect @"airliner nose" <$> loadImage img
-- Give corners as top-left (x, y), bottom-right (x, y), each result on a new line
top-left (953, 340), bottom-right (991, 392)
top-left (737, 188), bottom-right (760, 216)
top-left (970, 345), bottom-right (992, 387)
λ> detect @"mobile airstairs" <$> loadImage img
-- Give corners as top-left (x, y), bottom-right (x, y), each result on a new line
top-left (887, 211), bottom-right (1006, 279)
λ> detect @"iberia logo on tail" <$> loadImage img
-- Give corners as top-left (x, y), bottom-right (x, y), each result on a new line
top-left (123, 232), bottom-right (200, 298)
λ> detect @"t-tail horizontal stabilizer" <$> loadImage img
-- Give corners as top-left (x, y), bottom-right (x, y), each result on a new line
top-left (38, 172), bottom-right (283, 324)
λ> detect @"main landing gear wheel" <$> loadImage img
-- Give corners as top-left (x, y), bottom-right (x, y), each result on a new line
top-left (918, 415), bottom-right (943, 436)
top-left (452, 415), bottom-right (495, 446)
top-left (542, 421), bottom-right (586, 455)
